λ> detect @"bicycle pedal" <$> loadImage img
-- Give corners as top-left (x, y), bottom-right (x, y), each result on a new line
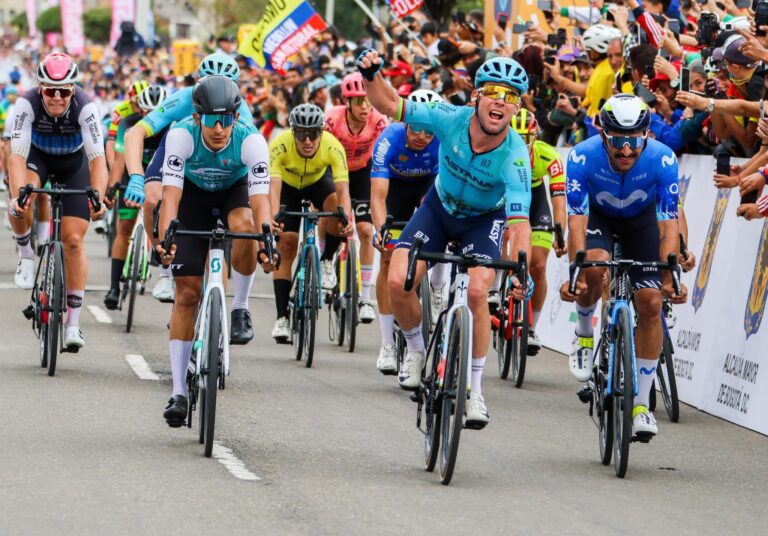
top-left (463, 419), bottom-right (488, 431)
top-left (409, 392), bottom-right (420, 403)
top-left (65, 345), bottom-right (80, 354)
top-left (22, 305), bottom-right (34, 320)
top-left (577, 385), bottom-right (592, 404)
top-left (632, 433), bottom-right (654, 444)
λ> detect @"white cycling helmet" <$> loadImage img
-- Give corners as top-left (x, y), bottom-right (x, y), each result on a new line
top-left (582, 24), bottom-right (622, 55)
top-left (408, 89), bottom-right (443, 103)
top-left (137, 85), bottom-right (168, 111)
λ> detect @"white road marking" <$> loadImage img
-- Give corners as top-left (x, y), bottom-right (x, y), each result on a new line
top-left (212, 442), bottom-right (260, 481)
top-left (87, 305), bottom-right (113, 324)
top-left (125, 354), bottom-right (159, 381)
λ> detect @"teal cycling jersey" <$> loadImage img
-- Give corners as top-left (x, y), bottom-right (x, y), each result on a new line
top-left (161, 117), bottom-right (270, 196)
top-left (139, 87), bottom-right (254, 136)
top-left (398, 100), bottom-right (531, 221)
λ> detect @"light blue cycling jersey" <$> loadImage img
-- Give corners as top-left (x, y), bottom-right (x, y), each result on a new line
top-left (371, 123), bottom-right (439, 182)
top-left (566, 135), bottom-right (678, 220)
top-left (398, 100), bottom-right (531, 221)
top-left (139, 87), bottom-right (254, 137)
top-left (162, 117), bottom-right (269, 196)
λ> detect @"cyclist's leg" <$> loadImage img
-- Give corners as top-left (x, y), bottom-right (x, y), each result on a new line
top-left (350, 163), bottom-right (375, 305)
top-left (10, 149), bottom-right (46, 257)
top-left (143, 137), bottom-right (174, 298)
top-left (529, 184), bottom-right (554, 335)
top-left (36, 193), bottom-right (51, 245)
top-left (272, 181), bottom-right (303, 334)
top-left (318, 169), bottom-right (342, 263)
top-left (109, 179), bottom-right (138, 292)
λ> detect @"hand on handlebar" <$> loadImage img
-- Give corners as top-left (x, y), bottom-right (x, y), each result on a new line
top-left (340, 210), bottom-right (354, 236)
top-left (680, 250), bottom-right (696, 272)
top-left (271, 218), bottom-right (284, 235)
top-left (510, 274), bottom-right (534, 301)
top-left (662, 280), bottom-right (688, 304)
top-left (560, 278), bottom-right (587, 303)
top-left (154, 242), bottom-right (177, 267)
top-left (372, 230), bottom-right (386, 252)
top-left (89, 199), bottom-right (106, 221)
top-left (258, 251), bottom-right (280, 273)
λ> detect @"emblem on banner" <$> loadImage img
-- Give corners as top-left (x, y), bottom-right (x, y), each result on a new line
top-left (743, 219), bottom-right (768, 337)
top-left (692, 188), bottom-right (731, 312)
top-left (678, 173), bottom-right (692, 206)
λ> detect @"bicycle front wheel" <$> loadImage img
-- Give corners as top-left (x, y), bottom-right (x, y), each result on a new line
top-left (496, 273), bottom-right (510, 379)
top-left (510, 298), bottom-right (530, 388)
top-left (303, 251), bottom-right (317, 368)
top-left (439, 307), bottom-right (471, 485)
top-left (202, 288), bottom-right (223, 458)
top-left (345, 240), bottom-right (358, 353)
top-left (419, 272), bottom-right (431, 347)
top-left (291, 273), bottom-right (305, 361)
top-left (126, 224), bottom-right (144, 332)
top-left (45, 243), bottom-right (64, 377)
top-left (612, 307), bottom-right (634, 478)
top-left (657, 329), bottom-right (680, 422)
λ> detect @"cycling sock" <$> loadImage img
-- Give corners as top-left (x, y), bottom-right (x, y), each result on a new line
top-left (361, 264), bottom-right (373, 301)
top-left (403, 325), bottom-right (425, 354)
top-left (14, 231), bottom-right (34, 259)
top-left (159, 264), bottom-right (173, 278)
top-left (379, 313), bottom-right (395, 346)
top-left (65, 290), bottom-right (84, 327)
top-left (429, 262), bottom-right (450, 290)
top-left (575, 304), bottom-right (595, 337)
top-left (491, 268), bottom-right (504, 293)
top-left (169, 339), bottom-right (193, 397)
top-left (273, 278), bottom-right (291, 318)
top-left (231, 268), bottom-right (254, 311)
top-left (471, 356), bottom-right (486, 397)
top-left (37, 222), bottom-right (50, 243)
top-left (635, 357), bottom-right (658, 408)
top-left (110, 258), bottom-right (124, 290)
top-left (532, 310), bottom-right (541, 331)
top-left (318, 238), bottom-right (326, 255)
top-left (320, 234), bottom-right (342, 261)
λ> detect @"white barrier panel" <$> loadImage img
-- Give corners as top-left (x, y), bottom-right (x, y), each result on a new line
top-left (537, 151), bottom-right (768, 435)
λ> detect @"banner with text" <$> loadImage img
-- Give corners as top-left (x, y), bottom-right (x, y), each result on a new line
top-left (388, 0), bottom-right (424, 18)
top-left (239, 0), bottom-right (328, 74)
top-left (110, 0), bottom-right (136, 48)
top-left (25, 0), bottom-right (38, 38)
top-left (60, 0), bottom-right (85, 55)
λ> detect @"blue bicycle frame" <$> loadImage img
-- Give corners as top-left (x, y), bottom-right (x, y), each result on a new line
top-left (292, 204), bottom-right (323, 317)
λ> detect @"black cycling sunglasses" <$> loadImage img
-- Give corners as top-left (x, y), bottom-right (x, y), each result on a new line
top-left (293, 129), bottom-right (321, 142)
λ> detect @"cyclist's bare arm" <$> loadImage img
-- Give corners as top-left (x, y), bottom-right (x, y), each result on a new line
top-left (269, 175), bottom-right (283, 232)
top-left (334, 181), bottom-right (354, 234)
top-left (108, 150), bottom-right (125, 189)
top-left (507, 219), bottom-right (532, 265)
top-left (106, 139), bottom-right (116, 170)
top-left (157, 185), bottom-right (181, 247)
top-left (370, 178), bottom-right (389, 232)
top-left (124, 125), bottom-right (148, 176)
top-left (567, 215), bottom-right (588, 261)
top-left (358, 50), bottom-right (401, 119)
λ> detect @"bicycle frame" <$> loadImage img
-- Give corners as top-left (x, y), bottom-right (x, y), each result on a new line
top-left (439, 271), bottom-right (473, 392)
top-left (292, 206), bottom-right (322, 319)
top-left (122, 210), bottom-right (149, 283)
top-left (193, 244), bottom-right (230, 376)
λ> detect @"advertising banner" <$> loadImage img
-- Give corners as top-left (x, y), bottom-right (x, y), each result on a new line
top-left (25, 0), bottom-right (38, 38)
top-left (172, 40), bottom-right (200, 77)
top-left (110, 0), bottom-right (136, 47)
top-left (388, 0), bottom-right (424, 18)
top-left (60, 0), bottom-right (85, 56)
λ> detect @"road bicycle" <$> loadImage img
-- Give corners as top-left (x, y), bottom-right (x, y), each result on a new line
top-left (275, 200), bottom-right (347, 368)
top-left (328, 235), bottom-right (360, 352)
top-left (491, 255), bottom-right (529, 387)
top-left (20, 183), bottom-right (102, 377)
top-left (571, 248), bottom-right (681, 478)
top-left (161, 216), bottom-right (275, 458)
top-left (405, 237), bottom-right (526, 485)
top-left (649, 299), bottom-right (680, 422)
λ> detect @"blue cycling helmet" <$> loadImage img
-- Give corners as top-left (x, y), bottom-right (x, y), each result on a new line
top-left (474, 57), bottom-right (528, 93)
top-left (198, 53), bottom-right (241, 82)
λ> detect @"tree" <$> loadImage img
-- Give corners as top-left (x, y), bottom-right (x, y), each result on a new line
top-left (36, 6), bottom-right (62, 34)
top-left (10, 12), bottom-right (28, 36)
top-left (83, 7), bottom-right (112, 43)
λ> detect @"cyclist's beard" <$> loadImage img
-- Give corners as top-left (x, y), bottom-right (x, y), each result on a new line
top-left (474, 106), bottom-right (506, 136)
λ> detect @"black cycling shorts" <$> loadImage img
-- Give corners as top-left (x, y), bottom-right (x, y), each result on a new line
top-left (279, 174), bottom-right (336, 233)
top-left (26, 146), bottom-right (90, 221)
top-left (349, 160), bottom-right (372, 224)
top-left (386, 178), bottom-right (433, 228)
top-left (586, 203), bottom-right (662, 291)
top-left (143, 132), bottom-right (166, 184)
top-left (530, 184), bottom-right (553, 232)
top-left (171, 178), bottom-right (249, 277)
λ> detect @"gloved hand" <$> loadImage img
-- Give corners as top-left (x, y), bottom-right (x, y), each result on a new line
top-left (124, 173), bottom-right (146, 205)
top-left (525, 274), bottom-right (535, 301)
top-left (356, 48), bottom-right (382, 81)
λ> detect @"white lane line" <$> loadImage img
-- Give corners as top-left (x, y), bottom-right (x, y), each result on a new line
top-left (125, 354), bottom-right (159, 381)
top-left (87, 305), bottom-right (113, 324)
top-left (212, 442), bottom-right (260, 481)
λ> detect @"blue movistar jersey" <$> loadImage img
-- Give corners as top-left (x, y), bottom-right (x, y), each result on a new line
top-left (399, 100), bottom-right (531, 221)
top-left (139, 87), bottom-right (253, 136)
top-left (370, 123), bottom-right (439, 182)
top-left (162, 117), bottom-right (270, 196)
top-left (566, 136), bottom-right (678, 220)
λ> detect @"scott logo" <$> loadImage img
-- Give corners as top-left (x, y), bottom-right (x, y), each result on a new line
top-left (210, 258), bottom-right (222, 273)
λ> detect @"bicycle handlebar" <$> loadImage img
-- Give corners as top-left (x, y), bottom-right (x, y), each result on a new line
top-left (379, 215), bottom-right (411, 246)
top-left (17, 183), bottom-right (101, 213)
top-left (679, 233), bottom-right (689, 262)
top-left (568, 250), bottom-right (682, 296)
top-left (274, 204), bottom-right (348, 227)
top-left (554, 222), bottom-right (565, 251)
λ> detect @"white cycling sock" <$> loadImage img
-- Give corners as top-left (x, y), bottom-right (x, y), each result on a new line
top-left (532, 310), bottom-right (541, 331)
top-left (361, 264), bottom-right (373, 301)
top-left (159, 264), bottom-right (173, 278)
top-left (65, 290), bottom-right (84, 327)
top-left (170, 339), bottom-right (193, 397)
top-left (635, 357), bottom-right (658, 408)
top-left (379, 313), bottom-right (395, 346)
top-left (231, 268), bottom-right (254, 311)
top-left (13, 231), bottom-right (34, 259)
top-left (471, 356), bottom-right (486, 397)
top-left (575, 304), bottom-right (596, 337)
top-left (403, 325), bottom-right (425, 354)
top-left (429, 262), bottom-right (450, 290)
top-left (37, 222), bottom-right (50, 243)
top-left (491, 269), bottom-right (504, 293)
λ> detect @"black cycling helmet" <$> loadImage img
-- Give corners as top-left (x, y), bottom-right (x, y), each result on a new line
top-left (289, 103), bottom-right (325, 130)
top-left (192, 75), bottom-right (241, 115)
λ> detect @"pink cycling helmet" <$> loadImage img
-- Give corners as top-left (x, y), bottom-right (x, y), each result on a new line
top-left (341, 72), bottom-right (366, 98)
top-left (37, 52), bottom-right (80, 85)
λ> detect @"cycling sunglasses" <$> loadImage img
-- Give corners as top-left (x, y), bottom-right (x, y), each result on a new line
top-left (294, 129), bottom-right (321, 142)
top-left (200, 113), bottom-right (235, 128)
top-left (41, 86), bottom-right (74, 99)
top-left (604, 133), bottom-right (647, 150)
top-left (409, 125), bottom-right (435, 137)
top-left (480, 84), bottom-right (520, 105)
top-left (350, 96), bottom-right (370, 106)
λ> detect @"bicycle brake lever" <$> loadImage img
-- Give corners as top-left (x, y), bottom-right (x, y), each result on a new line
top-left (569, 250), bottom-right (586, 295)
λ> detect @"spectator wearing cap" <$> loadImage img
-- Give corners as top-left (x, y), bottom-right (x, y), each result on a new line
top-left (308, 77), bottom-right (329, 109)
top-left (382, 60), bottom-right (413, 89)
top-left (215, 34), bottom-right (236, 56)
top-left (555, 45), bottom-right (586, 84)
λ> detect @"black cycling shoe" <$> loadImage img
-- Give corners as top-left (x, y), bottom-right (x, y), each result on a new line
top-left (230, 309), bottom-right (254, 345)
top-left (103, 288), bottom-right (120, 311)
top-left (163, 395), bottom-right (188, 427)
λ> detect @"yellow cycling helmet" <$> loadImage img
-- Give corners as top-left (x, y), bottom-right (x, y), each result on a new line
top-left (510, 108), bottom-right (539, 147)
top-left (128, 80), bottom-right (149, 100)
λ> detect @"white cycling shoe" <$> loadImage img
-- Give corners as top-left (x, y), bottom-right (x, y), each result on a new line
top-left (570, 334), bottom-right (594, 382)
top-left (527, 329), bottom-right (542, 356)
top-left (632, 405), bottom-right (658, 440)
top-left (359, 301), bottom-right (375, 323)
top-left (320, 259), bottom-right (336, 290)
top-left (465, 392), bottom-right (490, 429)
top-left (152, 275), bottom-right (175, 303)
top-left (398, 349), bottom-right (425, 390)
top-left (272, 317), bottom-right (291, 343)
top-left (376, 345), bottom-right (397, 375)
top-left (429, 285), bottom-right (446, 323)
top-left (14, 258), bottom-right (35, 289)
top-left (64, 325), bottom-right (85, 350)
top-left (92, 218), bottom-right (108, 235)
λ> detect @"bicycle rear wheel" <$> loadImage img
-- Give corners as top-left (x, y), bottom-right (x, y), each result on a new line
top-left (126, 224), bottom-right (144, 332)
top-left (496, 274), bottom-right (510, 379)
top-left (419, 273), bottom-right (431, 347)
top-left (202, 288), bottom-right (223, 458)
top-left (596, 337), bottom-right (614, 466)
top-left (657, 328), bottom-right (680, 422)
top-left (345, 240), bottom-right (358, 353)
top-left (612, 307), bottom-right (634, 478)
top-left (303, 251), bottom-right (317, 368)
top-left (510, 297), bottom-right (530, 388)
top-left (291, 271), bottom-right (305, 361)
top-left (45, 243), bottom-right (64, 377)
top-left (422, 354), bottom-right (442, 472)
top-left (438, 307), bottom-right (471, 485)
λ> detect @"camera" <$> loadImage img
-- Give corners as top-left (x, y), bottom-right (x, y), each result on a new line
top-left (696, 12), bottom-right (719, 47)
top-left (544, 49), bottom-right (557, 65)
top-left (756, 1), bottom-right (768, 37)
top-left (547, 28), bottom-right (567, 48)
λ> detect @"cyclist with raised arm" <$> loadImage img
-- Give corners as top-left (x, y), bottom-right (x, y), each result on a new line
top-left (560, 94), bottom-right (688, 439)
top-left (103, 85), bottom-right (168, 310)
top-left (370, 89), bottom-right (443, 375)
top-left (268, 104), bottom-right (353, 342)
top-left (122, 55), bottom-right (257, 345)
top-left (323, 72), bottom-right (387, 323)
top-left (8, 52), bottom-right (107, 349)
top-left (154, 76), bottom-right (273, 427)
top-left (105, 80), bottom-right (148, 169)
top-left (357, 50), bottom-right (532, 428)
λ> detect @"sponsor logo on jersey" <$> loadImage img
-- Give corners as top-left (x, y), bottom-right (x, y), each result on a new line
top-left (167, 155), bottom-right (183, 172)
top-left (547, 160), bottom-right (563, 177)
top-left (569, 150), bottom-right (586, 166)
top-left (595, 189), bottom-right (648, 209)
top-left (744, 219), bottom-right (768, 337)
top-left (252, 162), bottom-right (269, 178)
top-left (693, 188), bottom-right (731, 312)
top-left (661, 154), bottom-right (676, 168)
top-left (488, 219), bottom-right (503, 246)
